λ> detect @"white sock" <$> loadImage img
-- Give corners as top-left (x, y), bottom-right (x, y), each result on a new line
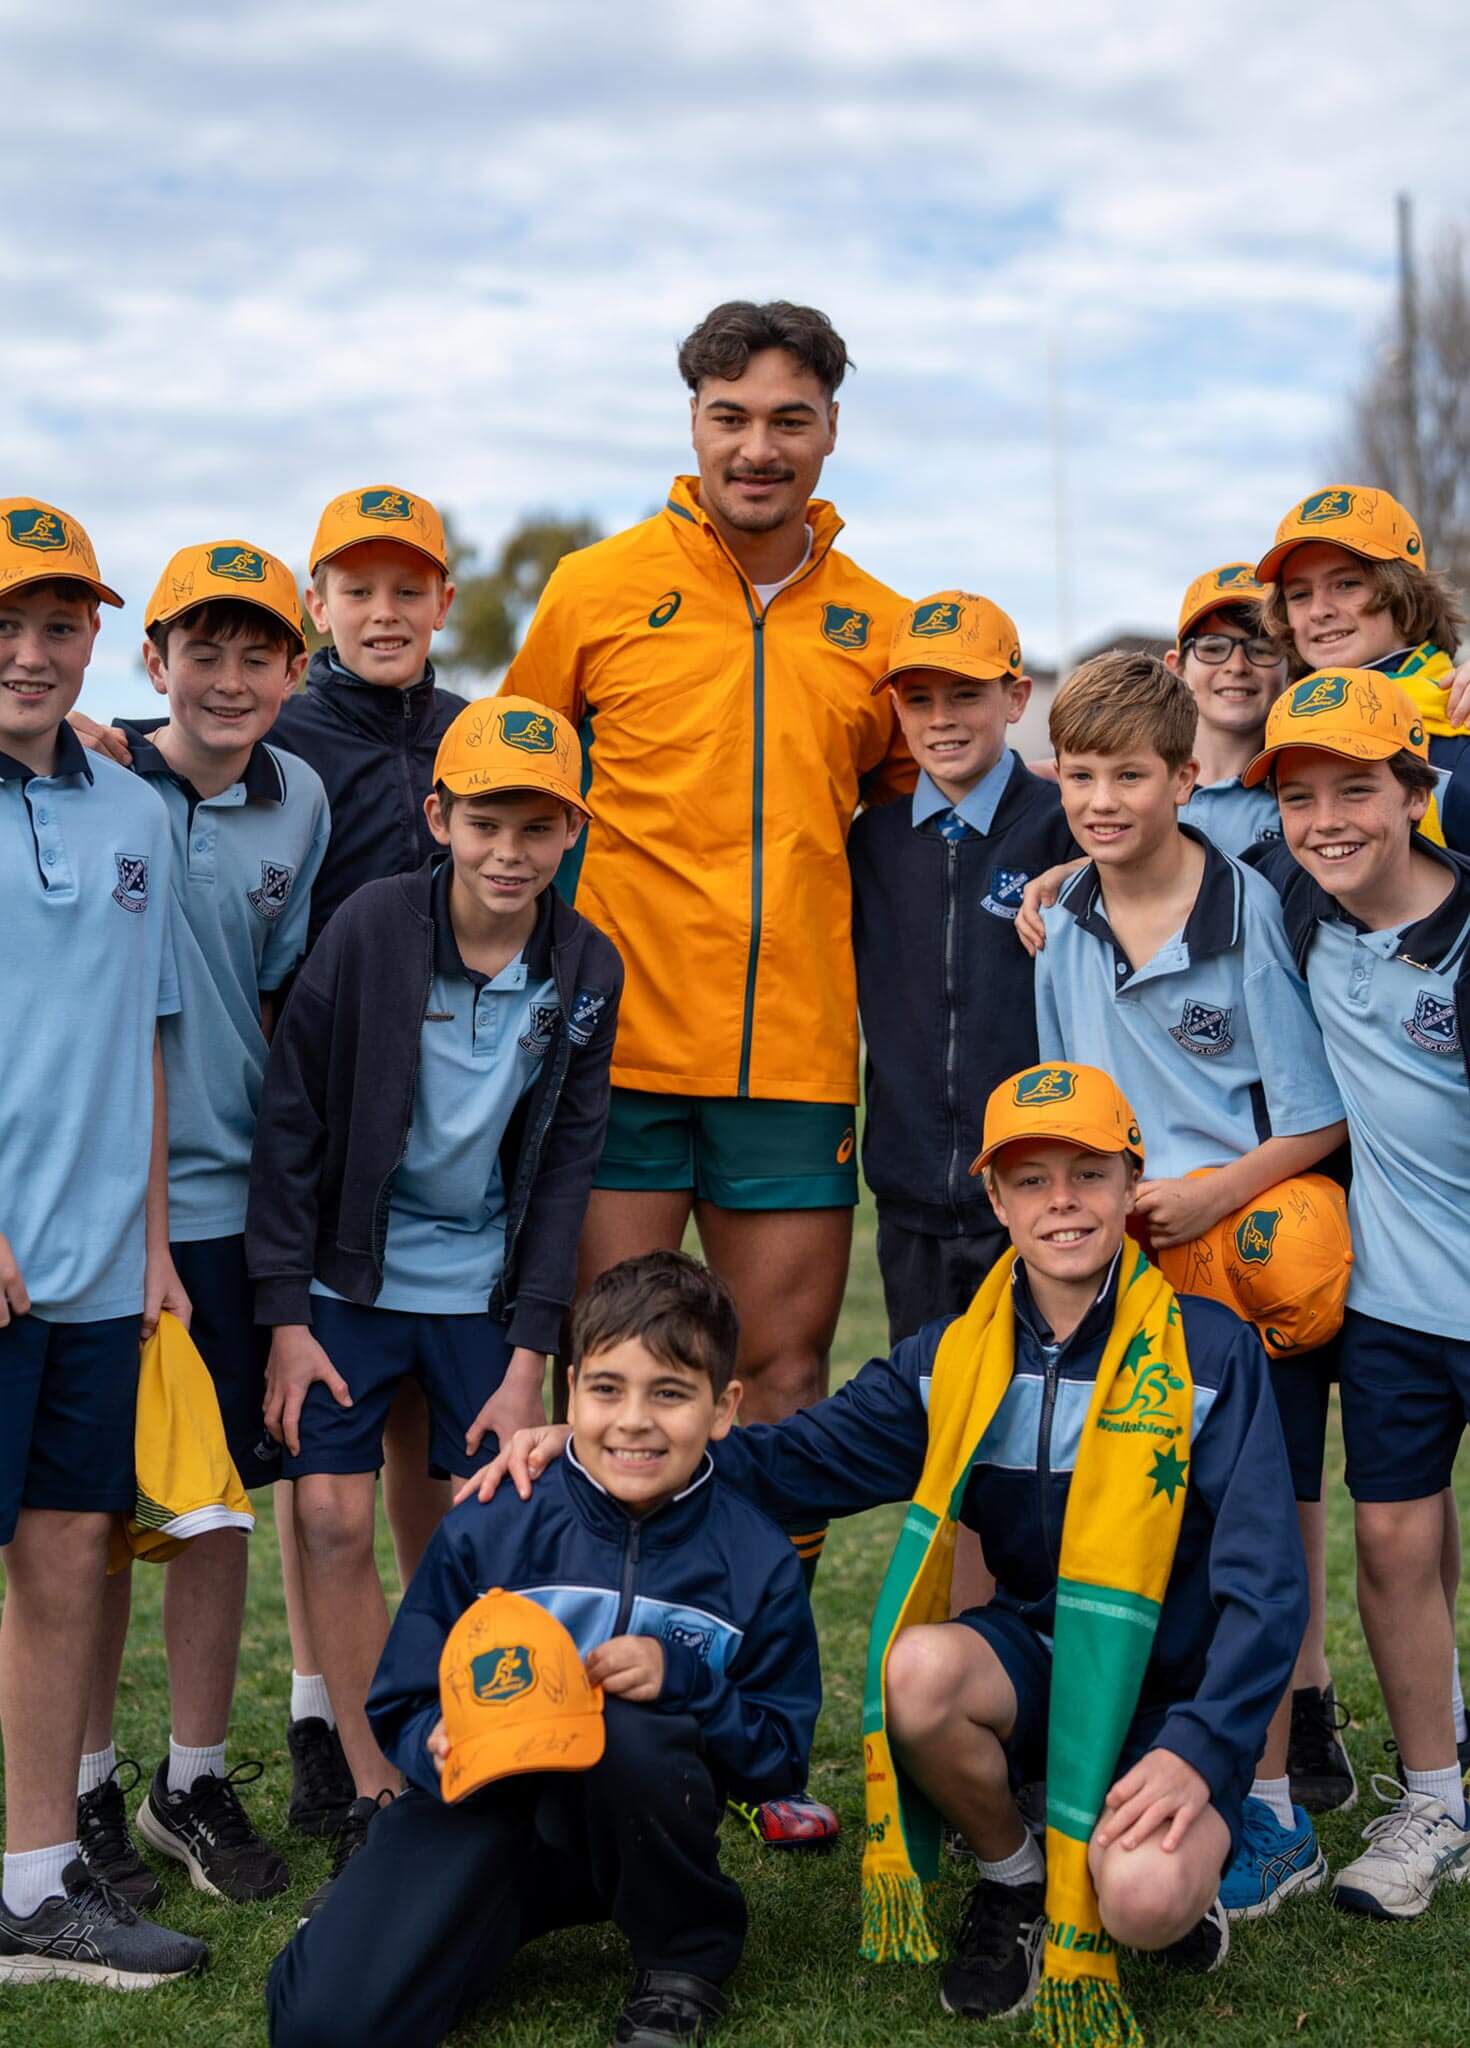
top-left (168, 1739), bottom-right (227, 1797)
top-left (975, 1831), bottom-right (1045, 1887)
top-left (1249, 1775), bottom-right (1295, 1829)
top-left (1452, 1650), bottom-right (1466, 1745)
top-left (291, 1671), bottom-right (334, 1727)
top-left (77, 1745), bottom-right (116, 1798)
top-left (3, 1842), bottom-right (76, 1918)
top-left (1404, 1765), bottom-right (1467, 1827)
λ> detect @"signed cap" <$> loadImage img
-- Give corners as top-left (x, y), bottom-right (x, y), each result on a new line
top-left (1242, 670), bottom-right (1428, 787)
top-left (309, 484), bottom-right (449, 576)
top-left (874, 590), bottom-right (1025, 693)
top-left (0, 499), bottom-right (122, 607)
top-left (432, 695), bottom-right (592, 818)
top-left (439, 1588), bottom-right (605, 1803)
top-left (971, 1062), bottom-right (1145, 1176)
top-left (1256, 485), bottom-right (1425, 585)
top-left (145, 541), bottom-right (305, 649)
top-left (1177, 562), bottom-right (1267, 643)
top-left (1154, 1173), bottom-right (1352, 1359)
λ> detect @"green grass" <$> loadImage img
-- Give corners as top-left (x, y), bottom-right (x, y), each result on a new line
top-left (5, 1202), bottom-right (1470, 2047)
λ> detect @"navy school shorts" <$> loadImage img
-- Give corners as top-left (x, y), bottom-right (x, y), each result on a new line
top-left (1337, 1307), bottom-right (1470, 1504)
top-left (1267, 1336), bottom-right (1337, 1506)
top-left (170, 1235), bottom-right (280, 1490)
top-left (0, 1312), bottom-right (140, 1547)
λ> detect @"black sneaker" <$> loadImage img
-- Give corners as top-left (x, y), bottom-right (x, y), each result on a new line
top-left (614, 1969), bottom-right (727, 2045)
top-left (298, 1792), bottom-right (391, 1923)
top-left (1157, 1897), bottom-right (1230, 1974)
top-left (76, 1760), bottom-right (162, 1914)
top-left (0, 1860), bottom-right (206, 1989)
top-left (939, 1877), bottom-right (1047, 2020)
top-left (1288, 1684), bottom-right (1358, 1814)
top-left (135, 1759), bottom-right (288, 1903)
top-left (287, 1716), bottom-right (355, 1837)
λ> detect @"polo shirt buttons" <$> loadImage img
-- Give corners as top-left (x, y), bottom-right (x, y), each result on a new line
top-left (35, 807), bottom-right (48, 824)
top-left (42, 847), bottom-right (56, 865)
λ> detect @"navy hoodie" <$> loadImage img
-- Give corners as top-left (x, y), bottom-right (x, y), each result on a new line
top-left (368, 1445), bottom-right (820, 1803)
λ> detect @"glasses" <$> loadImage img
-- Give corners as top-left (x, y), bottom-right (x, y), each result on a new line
top-left (1183, 631), bottom-right (1283, 670)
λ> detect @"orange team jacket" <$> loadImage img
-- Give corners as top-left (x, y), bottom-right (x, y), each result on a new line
top-left (502, 476), bottom-right (913, 1104)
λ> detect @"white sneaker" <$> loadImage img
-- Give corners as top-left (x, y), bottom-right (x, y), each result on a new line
top-left (1331, 1773), bottom-right (1470, 1920)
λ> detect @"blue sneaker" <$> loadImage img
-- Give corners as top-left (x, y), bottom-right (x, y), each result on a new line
top-left (1219, 1797), bottom-right (1327, 1921)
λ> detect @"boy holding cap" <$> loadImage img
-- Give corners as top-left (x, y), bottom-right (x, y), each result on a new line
top-left (0, 502), bottom-right (206, 1987)
top-left (246, 696), bottom-right (622, 1904)
top-left (266, 1250), bottom-right (819, 2048)
top-left (74, 542), bottom-right (328, 1909)
top-left (850, 590), bottom-right (1075, 1342)
top-left (1244, 669), bottom-right (1470, 1917)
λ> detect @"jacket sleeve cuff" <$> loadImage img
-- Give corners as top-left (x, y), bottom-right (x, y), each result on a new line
top-left (1151, 1717), bottom-right (1236, 1816)
top-left (253, 1277), bottom-right (314, 1328)
top-left (506, 1294), bottom-right (566, 1356)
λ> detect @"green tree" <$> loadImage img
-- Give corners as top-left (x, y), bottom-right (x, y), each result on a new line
top-left (443, 512), bottom-right (601, 676)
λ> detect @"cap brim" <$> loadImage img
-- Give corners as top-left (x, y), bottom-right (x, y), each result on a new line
top-left (147, 596), bottom-right (305, 649)
top-left (1255, 534), bottom-right (1380, 585)
top-left (437, 770), bottom-right (593, 821)
top-left (969, 1128), bottom-right (1137, 1176)
top-left (310, 536), bottom-right (448, 577)
top-left (1241, 733), bottom-right (1403, 788)
top-left (872, 659), bottom-right (1017, 696)
top-left (440, 1711), bottom-right (606, 1802)
top-left (3, 567), bottom-right (124, 608)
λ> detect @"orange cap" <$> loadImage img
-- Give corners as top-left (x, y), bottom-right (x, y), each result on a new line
top-left (1177, 562), bottom-right (1267, 643)
top-left (1154, 1173), bottom-right (1351, 1358)
top-left (145, 541), bottom-right (305, 650)
top-left (971, 1062), bottom-right (1144, 1176)
top-left (0, 499), bottom-right (122, 607)
top-left (309, 484), bottom-right (448, 576)
top-left (874, 590), bottom-right (1025, 694)
top-left (1241, 670), bottom-right (1428, 788)
top-left (1256, 485), bottom-right (1424, 585)
top-left (433, 695), bottom-right (592, 818)
top-left (439, 1588), bottom-right (605, 1802)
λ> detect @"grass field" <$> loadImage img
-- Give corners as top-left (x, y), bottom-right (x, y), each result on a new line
top-left (4, 1201), bottom-right (1469, 2048)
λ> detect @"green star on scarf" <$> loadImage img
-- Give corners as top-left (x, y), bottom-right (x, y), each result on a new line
top-left (1148, 1445), bottom-right (1188, 1502)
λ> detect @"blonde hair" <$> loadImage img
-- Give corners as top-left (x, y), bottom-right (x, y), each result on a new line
top-left (1049, 650), bottom-right (1197, 771)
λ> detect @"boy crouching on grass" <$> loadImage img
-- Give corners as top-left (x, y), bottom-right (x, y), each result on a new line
top-left (266, 1251), bottom-right (820, 2048)
top-left (472, 1064), bottom-right (1307, 2037)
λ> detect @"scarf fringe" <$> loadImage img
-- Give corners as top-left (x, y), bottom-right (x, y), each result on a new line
top-left (1032, 1975), bottom-right (1144, 2048)
top-left (859, 1870), bottom-right (937, 1964)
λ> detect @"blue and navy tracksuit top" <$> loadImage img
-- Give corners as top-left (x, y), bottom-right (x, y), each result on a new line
top-left (712, 1259), bottom-right (1306, 1826)
top-left (367, 1444), bottom-right (821, 1805)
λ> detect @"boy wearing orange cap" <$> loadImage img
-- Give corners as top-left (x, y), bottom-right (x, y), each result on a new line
top-left (72, 543), bottom-right (328, 1912)
top-left (1244, 671), bottom-right (1470, 1918)
top-left (246, 696), bottom-right (622, 1904)
top-left (1167, 564), bottom-right (1290, 858)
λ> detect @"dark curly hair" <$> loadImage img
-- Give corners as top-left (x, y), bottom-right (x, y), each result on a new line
top-left (677, 300), bottom-right (850, 398)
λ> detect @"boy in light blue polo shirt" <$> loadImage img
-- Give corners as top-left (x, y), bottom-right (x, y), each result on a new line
top-left (0, 500), bottom-right (206, 1992)
top-left (1166, 563), bottom-right (1288, 860)
top-left (1035, 648), bottom-right (1347, 1917)
top-left (74, 542), bottom-right (330, 1913)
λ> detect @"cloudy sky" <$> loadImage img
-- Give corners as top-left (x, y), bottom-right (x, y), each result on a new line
top-left (6, 0), bottom-right (1468, 716)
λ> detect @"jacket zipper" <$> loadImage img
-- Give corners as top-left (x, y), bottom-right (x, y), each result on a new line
top-left (942, 838), bottom-right (961, 1218)
top-left (613, 1516), bottom-right (642, 1635)
top-left (1037, 1345), bottom-right (1062, 1574)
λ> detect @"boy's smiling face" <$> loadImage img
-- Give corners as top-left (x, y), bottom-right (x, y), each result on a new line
top-left (1279, 543), bottom-right (1401, 672)
top-left (1057, 745), bottom-right (1196, 867)
top-left (144, 619), bottom-right (304, 761)
top-left (305, 539), bottom-right (453, 687)
top-left (568, 1336), bottom-right (742, 1514)
top-left (1170, 608), bottom-right (1285, 743)
top-left (425, 787), bottom-right (581, 927)
top-left (0, 584), bottom-right (100, 765)
top-left (1274, 747), bottom-right (1426, 919)
top-left (891, 668), bottom-right (1029, 801)
top-left (986, 1140), bottom-right (1135, 1288)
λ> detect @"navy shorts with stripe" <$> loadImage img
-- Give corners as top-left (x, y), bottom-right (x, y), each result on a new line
top-left (1337, 1307), bottom-right (1470, 1504)
top-left (0, 1313), bottom-right (140, 1546)
top-left (285, 1297), bottom-right (512, 1482)
top-left (171, 1235), bottom-right (280, 1490)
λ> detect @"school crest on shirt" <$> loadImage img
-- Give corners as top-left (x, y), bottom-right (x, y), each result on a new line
top-left (470, 1645), bottom-right (537, 1705)
top-left (1403, 990), bottom-right (1460, 1056)
top-left (566, 988), bottom-right (607, 1046)
top-left (664, 1621), bottom-right (714, 1664)
top-left (111, 852), bottom-right (150, 913)
top-left (1169, 999), bottom-right (1234, 1058)
top-left (820, 604), bottom-right (871, 651)
top-left (980, 868), bottom-right (1030, 921)
top-left (518, 1001), bottom-right (561, 1056)
top-left (246, 860), bottom-right (295, 920)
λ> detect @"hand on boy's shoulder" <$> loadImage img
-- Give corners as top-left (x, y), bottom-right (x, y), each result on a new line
top-left (67, 709), bottom-right (132, 767)
top-left (585, 1635), bottom-right (664, 1702)
top-left (1447, 659), bottom-right (1470, 730)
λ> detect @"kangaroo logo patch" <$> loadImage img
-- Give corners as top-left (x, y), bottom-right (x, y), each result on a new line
top-left (1169, 999), bottom-right (1234, 1058)
top-left (498, 709), bottom-right (557, 754)
top-left (1403, 991), bottom-right (1460, 1056)
top-left (909, 598), bottom-right (964, 638)
top-left (1215, 563), bottom-right (1261, 591)
top-left (4, 506), bottom-right (67, 552)
top-left (207, 546), bottom-right (265, 583)
top-left (111, 853), bottom-right (150, 913)
top-left (1298, 488), bottom-right (1355, 525)
top-left (566, 988), bottom-right (607, 1046)
top-left (470, 1645), bottom-right (536, 1705)
top-left (247, 860), bottom-right (295, 920)
top-left (1290, 673), bottom-right (1351, 718)
top-left (358, 488), bottom-right (413, 522)
top-left (980, 868), bottom-right (1030, 921)
top-left (1013, 1066), bottom-right (1075, 1106)
top-left (1234, 1208), bottom-right (1281, 1264)
top-left (821, 604), bottom-right (871, 651)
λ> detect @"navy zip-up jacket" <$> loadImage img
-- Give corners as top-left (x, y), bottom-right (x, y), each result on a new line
top-left (849, 755), bottom-right (1076, 1233)
top-left (712, 1260), bottom-right (1306, 1826)
top-left (367, 1445), bottom-right (820, 1803)
top-left (246, 859), bottom-right (623, 1352)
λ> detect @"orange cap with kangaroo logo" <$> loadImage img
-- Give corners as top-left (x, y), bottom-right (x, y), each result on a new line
top-left (1242, 670), bottom-right (1428, 787)
top-left (1177, 562), bottom-right (1267, 643)
top-left (874, 589), bottom-right (1025, 693)
top-left (1256, 485), bottom-right (1425, 585)
top-left (439, 1588), bottom-right (605, 1802)
top-left (145, 541), bottom-right (305, 649)
top-left (971, 1062), bottom-right (1145, 1175)
top-left (433, 695), bottom-right (593, 818)
top-left (1153, 1173), bottom-right (1352, 1358)
top-left (309, 483), bottom-right (449, 576)
top-left (0, 498), bottom-right (122, 607)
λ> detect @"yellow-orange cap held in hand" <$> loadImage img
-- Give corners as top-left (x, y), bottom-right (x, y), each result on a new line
top-left (145, 541), bottom-right (305, 649)
top-left (1256, 485), bottom-right (1425, 585)
top-left (1177, 563), bottom-right (1267, 643)
top-left (439, 1588), bottom-right (605, 1802)
top-left (1154, 1173), bottom-right (1352, 1359)
top-left (874, 590), bottom-right (1025, 693)
top-left (971, 1062), bottom-right (1145, 1176)
top-left (0, 499), bottom-right (122, 607)
top-left (433, 696), bottom-right (592, 818)
top-left (309, 484), bottom-right (449, 576)
top-left (1242, 670), bottom-right (1428, 788)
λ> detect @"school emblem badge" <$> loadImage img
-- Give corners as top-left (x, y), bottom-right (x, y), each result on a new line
top-left (358, 488), bottom-right (413, 522)
top-left (1013, 1066), bottom-right (1075, 1106)
top-left (1289, 673), bottom-right (1351, 718)
top-left (470, 1645), bottom-right (537, 1705)
top-left (498, 709), bottom-right (557, 754)
top-left (909, 598), bottom-right (963, 638)
top-left (820, 604), bottom-right (871, 650)
top-left (664, 1621), bottom-right (713, 1664)
top-left (207, 546), bottom-right (265, 583)
top-left (1234, 1208), bottom-right (1281, 1265)
top-left (567, 987), bottom-right (607, 1046)
top-left (247, 860), bottom-right (295, 920)
top-left (1169, 999), bottom-right (1234, 1058)
top-left (980, 868), bottom-right (1030, 921)
top-left (5, 506), bottom-right (67, 552)
top-left (111, 853), bottom-right (149, 913)
top-left (1298, 488), bottom-right (1354, 525)
top-left (1403, 991), bottom-right (1460, 1056)
top-left (518, 1001), bottom-right (561, 1056)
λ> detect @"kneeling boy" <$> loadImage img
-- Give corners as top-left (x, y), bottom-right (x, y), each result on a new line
top-left (266, 1251), bottom-right (819, 2048)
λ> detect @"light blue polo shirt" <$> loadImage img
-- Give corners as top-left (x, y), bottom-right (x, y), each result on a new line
top-left (910, 751), bottom-right (1016, 835)
top-left (1302, 849), bottom-right (1470, 1339)
top-left (1181, 777), bottom-right (1281, 860)
top-left (313, 870), bottom-right (559, 1316)
top-left (1, 730), bottom-right (180, 1320)
top-left (127, 730), bottom-right (330, 1242)
top-left (1035, 827), bottom-right (1343, 1179)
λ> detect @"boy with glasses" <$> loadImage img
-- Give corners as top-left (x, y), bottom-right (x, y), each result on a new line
top-left (1166, 565), bottom-right (1290, 858)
